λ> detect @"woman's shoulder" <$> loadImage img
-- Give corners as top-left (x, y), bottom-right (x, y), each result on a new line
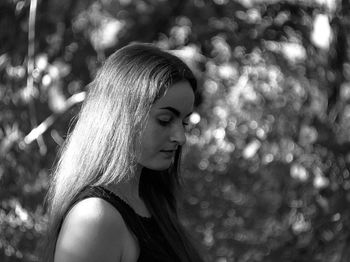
top-left (54, 197), bottom-right (133, 262)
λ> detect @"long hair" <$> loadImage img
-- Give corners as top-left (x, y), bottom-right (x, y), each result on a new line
top-left (44, 43), bottom-right (203, 262)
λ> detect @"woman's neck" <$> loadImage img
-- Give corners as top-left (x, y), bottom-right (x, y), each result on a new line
top-left (111, 164), bottom-right (142, 200)
top-left (106, 164), bottom-right (151, 217)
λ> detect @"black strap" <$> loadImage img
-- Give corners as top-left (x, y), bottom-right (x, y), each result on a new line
top-left (72, 186), bottom-right (179, 262)
top-left (74, 186), bottom-right (154, 240)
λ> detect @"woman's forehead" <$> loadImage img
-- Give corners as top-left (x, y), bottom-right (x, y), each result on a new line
top-left (152, 81), bottom-right (194, 116)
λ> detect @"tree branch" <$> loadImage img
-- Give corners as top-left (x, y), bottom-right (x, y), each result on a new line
top-left (23, 91), bottom-right (86, 145)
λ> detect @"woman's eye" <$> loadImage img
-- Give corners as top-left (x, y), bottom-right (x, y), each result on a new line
top-left (158, 119), bottom-right (171, 126)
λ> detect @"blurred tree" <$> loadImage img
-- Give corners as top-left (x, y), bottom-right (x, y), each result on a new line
top-left (0, 0), bottom-right (349, 261)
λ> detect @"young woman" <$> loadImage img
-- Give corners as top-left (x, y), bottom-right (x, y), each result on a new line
top-left (44, 43), bottom-right (204, 262)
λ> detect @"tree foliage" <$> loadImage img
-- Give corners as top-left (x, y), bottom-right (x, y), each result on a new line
top-left (1, 0), bottom-right (350, 261)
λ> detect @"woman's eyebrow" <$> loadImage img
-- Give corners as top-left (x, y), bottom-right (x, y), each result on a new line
top-left (160, 107), bottom-right (192, 117)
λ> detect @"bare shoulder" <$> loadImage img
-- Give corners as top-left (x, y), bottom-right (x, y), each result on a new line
top-left (54, 197), bottom-right (128, 262)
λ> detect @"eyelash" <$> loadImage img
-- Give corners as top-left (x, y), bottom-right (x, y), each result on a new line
top-left (158, 119), bottom-right (189, 128)
top-left (158, 119), bottom-right (171, 126)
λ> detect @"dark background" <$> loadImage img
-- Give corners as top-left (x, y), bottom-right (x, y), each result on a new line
top-left (1, 0), bottom-right (350, 261)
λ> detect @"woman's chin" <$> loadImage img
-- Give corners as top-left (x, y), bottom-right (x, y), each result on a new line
top-left (138, 154), bottom-right (175, 171)
top-left (150, 164), bottom-right (172, 171)
top-left (142, 161), bottom-right (173, 171)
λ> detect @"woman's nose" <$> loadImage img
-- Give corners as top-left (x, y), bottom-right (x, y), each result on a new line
top-left (170, 123), bottom-right (186, 146)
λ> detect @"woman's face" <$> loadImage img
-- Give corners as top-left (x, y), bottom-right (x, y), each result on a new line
top-left (137, 80), bottom-right (195, 170)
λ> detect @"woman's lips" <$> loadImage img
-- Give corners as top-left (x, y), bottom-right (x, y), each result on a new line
top-left (160, 150), bottom-right (176, 158)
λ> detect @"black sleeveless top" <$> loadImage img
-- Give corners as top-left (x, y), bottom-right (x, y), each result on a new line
top-left (71, 186), bottom-right (180, 262)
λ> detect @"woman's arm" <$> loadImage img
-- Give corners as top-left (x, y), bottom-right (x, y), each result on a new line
top-left (54, 197), bottom-right (127, 262)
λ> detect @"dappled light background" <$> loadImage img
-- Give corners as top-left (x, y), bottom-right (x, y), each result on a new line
top-left (1, 0), bottom-right (350, 261)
